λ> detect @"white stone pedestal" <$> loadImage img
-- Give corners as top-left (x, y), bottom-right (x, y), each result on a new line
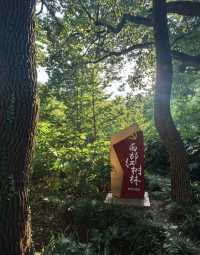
top-left (105, 191), bottom-right (150, 207)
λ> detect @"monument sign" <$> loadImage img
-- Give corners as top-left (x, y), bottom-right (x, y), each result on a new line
top-left (105, 124), bottom-right (150, 206)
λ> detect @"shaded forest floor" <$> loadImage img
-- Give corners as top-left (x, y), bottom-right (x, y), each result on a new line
top-left (31, 198), bottom-right (163, 250)
top-left (31, 175), bottom-right (200, 254)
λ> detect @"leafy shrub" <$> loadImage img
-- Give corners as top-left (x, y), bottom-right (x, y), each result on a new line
top-left (32, 139), bottom-right (111, 201)
top-left (43, 234), bottom-right (96, 255)
top-left (145, 139), bottom-right (169, 176)
top-left (181, 205), bottom-right (200, 241)
top-left (145, 137), bottom-right (200, 181)
top-left (165, 201), bottom-right (200, 242)
top-left (64, 200), bottom-right (142, 230)
top-left (44, 220), bottom-right (165, 255)
top-left (166, 202), bottom-right (187, 223)
top-left (192, 182), bottom-right (200, 204)
top-left (186, 137), bottom-right (200, 181)
top-left (162, 218), bottom-right (200, 255)
top-left (60, 200), bottom-right (165, 255)
top-left (145, 174), bottom-right (171, 200)
top-left (163, 235), bottom-right (200, 255)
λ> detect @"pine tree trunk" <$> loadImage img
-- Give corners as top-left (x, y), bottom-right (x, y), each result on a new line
top-left (0, 1), bottom-right (37, 254)
top-left (153, 0), bottom-right (192, 203)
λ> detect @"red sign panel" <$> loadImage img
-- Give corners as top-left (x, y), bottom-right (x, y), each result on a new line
top-left (113, 131), bottom-right (144, 199)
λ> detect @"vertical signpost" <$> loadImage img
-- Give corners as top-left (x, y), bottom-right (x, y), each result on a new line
top-left (105, 124), bottom-right (150, 207)
top-left (113, 130), bottom-right (144, 199)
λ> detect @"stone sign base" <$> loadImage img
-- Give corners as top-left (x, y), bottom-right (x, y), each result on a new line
top-left (105, 192), bottom-right (150, 207)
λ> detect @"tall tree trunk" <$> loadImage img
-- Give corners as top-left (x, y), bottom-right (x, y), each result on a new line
top-left (153, 0), bottom-right (192, 203)
top-left (0, 1), bottom-right (37, 254)
top-left (91, 69), bottom-right (97, 141)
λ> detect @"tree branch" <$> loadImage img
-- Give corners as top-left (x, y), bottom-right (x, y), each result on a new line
top-left (78, 0), bottom-right (95, 22)
top-left (88, 42), bottom-right (152, 64)
top-left (171, 21), bottom-right (200, 47)
top-left (94, 2), bottom-right (200, 35)
top-left (166, 1), bottom-right (200, 17)
top-left (172, 51), bottom-right (200, 67)
top-left (43, 1), bottom-right (63, 27)
top-left (36, 0), bottom-right (44, 16)
top-left (96, 14), bottom-right (152, 33)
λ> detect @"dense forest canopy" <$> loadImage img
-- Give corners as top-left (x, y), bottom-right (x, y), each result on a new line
top-left (34, 1), bottom-right (200, 251)
top-left (35, 0), bottom-right (200, 202)
top-left (0, 1), bottom-right (200, 254)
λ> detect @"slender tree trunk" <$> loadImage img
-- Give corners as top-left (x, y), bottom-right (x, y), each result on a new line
top-left (91, 69), bottom-right (97, 141)
top-left (0, 1), bottom-right (37, 254)
top-left (153, 0), bottom-right (192, 203)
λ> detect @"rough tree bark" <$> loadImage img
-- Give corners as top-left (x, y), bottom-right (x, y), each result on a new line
top-left (153, 0), bottom-right (192, 203)
top-left (0, 1), bottom-right (37, 254)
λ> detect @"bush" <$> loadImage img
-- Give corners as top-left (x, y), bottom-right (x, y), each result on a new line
top-left (145, 174), bottom-right (171, 200)
top-left (163, 235), bottom-right (200, 255)
top-left (162, 219), bottom-right (200, 255)
top-left (42, 194), bottom-right (200, 255)
top-left (166, 202), bottom-right (187, 223)
top-left (165, 201), bottom-right (200, 242)
top-left (44, 220), bottom-right (165, 255)
top-left (64, 200), bottom-right (143, 230)
top-left (186, 137), bottom-right (200, 181)
top-left (145, 139), bottom-right (169, 176)
top-left (192, 182), bottom-right (200, 204)
top-left (181, 205), bottom-right (200, 241)
top-left (32, 144), bottom-right (111, 201)
top-left (145, 137), bottom-right (200, 181)
top-left (43, 234), bottom-right (96, 255)
top-left (58, 200), bottom-right (165, 255)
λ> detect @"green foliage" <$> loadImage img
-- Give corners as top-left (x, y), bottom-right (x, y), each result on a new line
top-left (43, 200), bottom-right (165, 255)
top-left (33, 3), bottom-right (200, 253)
top-left (161, 203), bottom-right (200, 255)
top-left (44, 227), bottom-right (200, 255)
top-left (33, 67), bottom-right (137, 199)
top-left (163, 235), bottom-right (200, 255)
top-left (145, 139), bottom-right (169, 176)
top-left (41, 197), bottom-right (200, 255)
top-left (172, 70), bottom-right (200, 140)
top-left (180, 204), bottom-right (200, 242)
top-left (43, 199), bottom-right (200, 255)
top-left (164, 201), bottom-right (200, 244)
top-left (43, 234), bottom-right (95, 255)
top-left (186, 139), bottom-right (200, 181)
top-left (192, 182), bottom-right (200, 204)
top-left (145, 174), bottom-right (171, 200)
